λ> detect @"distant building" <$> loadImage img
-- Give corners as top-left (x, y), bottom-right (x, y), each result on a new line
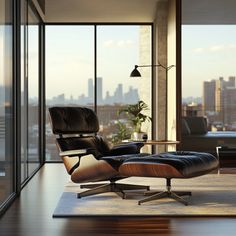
top-left (52, 93), bottom-right (65, 105)
top-left (223, 87), bottom-right (236, 125)
top-left (215, 79), bottom-right (223, 112)
top-left (88, 78), bottom-right (94, 103)
top-left (97, 77), bottom-right (103, 105)
top-left (202, 76), bottom-right (236, 127)
top-left (113, 83), bottom-right (123, 104)
top-left (182, 102), bottom-right (203, 117)
top-left (203, 80), bottom-right (215, 113)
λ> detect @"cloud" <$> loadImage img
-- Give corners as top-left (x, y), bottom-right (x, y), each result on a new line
top-left (104, 40), bottom-right (114, 47)
top-left (103, 39), bottom-right (134, 48)
top-left (192, 43), bottom-right (236, 54)
top-left (193, 47), bottom-right (204, 53)
top-left (209, 45), bottom-right (224, 52)
top-left (117, 40), bottom-right (133, 48)
top-left (228, 44), bottom-right (236, 49)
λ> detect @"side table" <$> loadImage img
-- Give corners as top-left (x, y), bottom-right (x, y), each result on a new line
top-left (216, 146), bottom-right (236, 174)
top-left (122, 140), bottom-right (179, 153)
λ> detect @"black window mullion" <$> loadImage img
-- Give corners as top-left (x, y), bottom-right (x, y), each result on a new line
top-left (94, 25), bottom-right (97, 113)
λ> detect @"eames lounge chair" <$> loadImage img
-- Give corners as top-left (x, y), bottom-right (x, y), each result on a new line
top-left (48, 106), bottom-right (149, 199)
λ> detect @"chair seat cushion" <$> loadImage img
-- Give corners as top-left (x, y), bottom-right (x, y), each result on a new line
top-left (119, 151), bottom-right (219, 178)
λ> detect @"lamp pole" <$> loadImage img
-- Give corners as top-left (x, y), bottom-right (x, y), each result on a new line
top-left (130, 63), bottom-right (175, 141)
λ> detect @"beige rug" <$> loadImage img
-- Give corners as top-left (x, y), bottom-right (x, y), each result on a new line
top-left (53, 174), bottom-right (236, 217)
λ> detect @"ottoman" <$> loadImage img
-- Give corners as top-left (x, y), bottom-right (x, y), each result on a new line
top-left (119, 151), bottom-right (219, 205)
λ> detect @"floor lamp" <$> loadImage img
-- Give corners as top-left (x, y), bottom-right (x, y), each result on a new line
top-left (130, 63), bottom-right (175, 141)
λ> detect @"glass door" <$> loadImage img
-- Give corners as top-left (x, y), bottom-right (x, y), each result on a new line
top-left (0, 0), bottom-right (14, 206)
top-left (21, 1), bottom-right (41, 184)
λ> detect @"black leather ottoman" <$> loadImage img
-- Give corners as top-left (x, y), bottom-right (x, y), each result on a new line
top-left (119, 151), bottom-right (219, 205)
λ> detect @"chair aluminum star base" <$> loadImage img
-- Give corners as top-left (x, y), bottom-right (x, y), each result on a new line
top-left (138, 178), bottom-right (191, 206)
top-left (78, 180), bottom-right (150, 199)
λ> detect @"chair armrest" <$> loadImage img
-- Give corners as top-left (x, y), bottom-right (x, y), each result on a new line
top-left (59, 148), bottom-right (93, 157)
top-left (59, 148), bottom-right (95, 175)
top-left (109, 142), bottom-right (144, 155)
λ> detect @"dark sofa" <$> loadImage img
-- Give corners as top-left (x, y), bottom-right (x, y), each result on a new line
top-left (180, 117), bottom-right (236, 157)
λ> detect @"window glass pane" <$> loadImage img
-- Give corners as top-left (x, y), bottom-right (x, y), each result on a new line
top-left (28, 6), bottom-right (40, 174)
top-left (97, 25), bottom-right (152, 144)
top-left (21, 0), bottom-right (27, 184)
top-left (182, 25), bottom-right (236, 154)
top-left (45, 25), bottom-right (152, 161)
top-left (0, 0), bottom-right (14, 205)
top-left (182, 25), bottom-right (236, 126)
top-left (45, 25), bottom-right (95, 161)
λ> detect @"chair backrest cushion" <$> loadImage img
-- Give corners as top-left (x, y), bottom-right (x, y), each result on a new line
top-left (182, 116), bottom-right (208, 135)
top-left (49, 106), bottom-right (99, 135)
top-left (181, 118), bottom-right (191, 135)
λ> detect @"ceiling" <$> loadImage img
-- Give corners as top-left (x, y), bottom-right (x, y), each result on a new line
top-left (45, 0), bottom-right (162, 23)
top-left (44, 0), bottom-right (236, 24)
top-left (182, 0), bottom-right (236, 24)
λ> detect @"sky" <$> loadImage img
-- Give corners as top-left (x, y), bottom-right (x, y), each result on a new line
top-left (45, 25), bottom-right (148, 99)
top-left (182, 25), bottom-right (236, 98)
top-left (3, 24), bottom-right (236, 100)
top-left (1, 25), bottom-right (152, 101)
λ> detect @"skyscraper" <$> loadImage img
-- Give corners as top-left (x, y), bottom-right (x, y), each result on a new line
top-left (203, 80), bottom-right (216, 113)
top-left (223, 87), bottom-right (236, 124)
top-left (88, 78), bottom-right (94, 103)
top-left (88, 78), bottom-right (93, 98)
top-left (113, 83), bottom-right (123, 103)
top-left (97, 77), bottom-right (103, 105)
top-left (203, 77), bottom-right (236, 126)
top-left (215, 79), bottom-right (223, 112)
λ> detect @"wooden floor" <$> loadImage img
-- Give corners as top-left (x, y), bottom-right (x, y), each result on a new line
top-left (0, 164), bottom-right (236, 236)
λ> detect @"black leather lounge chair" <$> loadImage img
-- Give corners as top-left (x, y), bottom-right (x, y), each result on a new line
top-left (48, 106), bottom-right (149, 199)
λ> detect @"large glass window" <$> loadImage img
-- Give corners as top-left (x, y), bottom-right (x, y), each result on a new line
top-left (182, 25), bottom-right (236, 131)
top-left (0, 0), bottom-right (14, 206)
top-left (21, 0), bottom-right (27, 184)
top-left (28, 5), bottom-right (41, 175)
top-left (45, 26), bottom-right (95, 161)
top-left (45, 25), bottom-right (152, 161)
top-left (20, 2), bottom-right (41, 183)
top-left (97, 25), bottom-right (152, 143)
top-left (181, 16), bottom-right (236, 158)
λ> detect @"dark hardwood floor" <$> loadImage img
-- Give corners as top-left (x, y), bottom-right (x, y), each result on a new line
top-left (0, 164), bottom-right (236, 236)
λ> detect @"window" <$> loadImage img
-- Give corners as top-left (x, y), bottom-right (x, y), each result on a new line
top-left (45, 24), bottom-right (152, 161)
top-left (96, 25), bottom-right (152, 144)
top-left (28, 5), bottom-right (41, 175)
top-left (182, 25), bottom-right (236, 131)
top-left (21, 1), bottom-right (42, 183)
top-left (0, 0), bottom-right (14, 206)
top-left (45, 25), bottom-right (95, 161)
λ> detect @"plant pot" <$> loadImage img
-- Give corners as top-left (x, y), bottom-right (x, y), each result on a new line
top-left (131, 132), bottom-right (148, 141)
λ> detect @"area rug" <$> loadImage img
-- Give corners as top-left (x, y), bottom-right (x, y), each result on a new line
top-left (53, 174), bottom-right (236, 217)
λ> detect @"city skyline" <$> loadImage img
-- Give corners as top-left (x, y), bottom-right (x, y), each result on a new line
top-left (46, 77), bottom-right (139, 105)
top-left (3, 25), bottom-right (236, 100)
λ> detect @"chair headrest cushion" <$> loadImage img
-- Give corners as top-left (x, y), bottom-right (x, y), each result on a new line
top-left (49, 107), bottom-right (99, 134)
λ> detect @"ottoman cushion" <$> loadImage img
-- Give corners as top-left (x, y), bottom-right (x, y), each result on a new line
top-left (120, 151), bottom-right (219, 178)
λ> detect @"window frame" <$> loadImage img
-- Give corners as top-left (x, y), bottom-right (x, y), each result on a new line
top-left (44, 22), bottom-right (154, 162)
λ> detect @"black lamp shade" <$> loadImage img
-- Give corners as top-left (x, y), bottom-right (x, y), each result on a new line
top-left (130, 68), bottom-right (141, 77)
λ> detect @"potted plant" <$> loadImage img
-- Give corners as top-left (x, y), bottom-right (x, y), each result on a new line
top-left (111, 121), bottom-right (132, 144)
top-left (118, 100), bottom-right (152, 141)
